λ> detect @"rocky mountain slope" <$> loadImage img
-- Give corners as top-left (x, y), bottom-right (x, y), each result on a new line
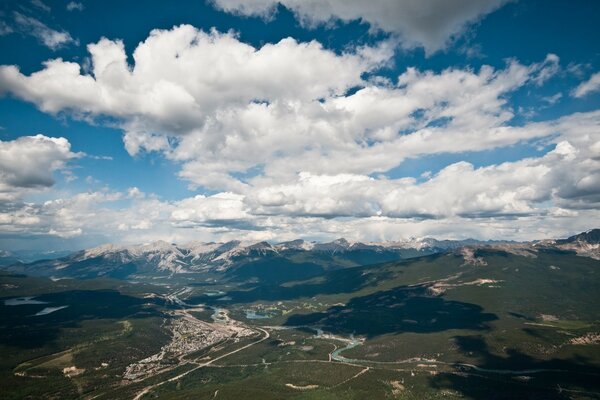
top-left (3, 230), bottom-right (598, 280)
top-left (537, 229), bottom-right (600, 260)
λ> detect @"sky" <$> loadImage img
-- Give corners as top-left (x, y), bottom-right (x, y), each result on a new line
top-left (0, 0), bottom-right (599, 251)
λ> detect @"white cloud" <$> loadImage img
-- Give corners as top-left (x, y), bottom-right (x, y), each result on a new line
top-left (12, 12), bottom-right (76, 50)
top-left (0, 135), bottom-right (79, 201)
top-left (31, 0), bottom-right (51, 13)
top-left (0, 28), bottom-right (561, 194)
top-left (573, 72), bottom-right (600, 98)
top-left (173, 54), bottom-right (560, 187)
top-left (0, 26), bottom-right (598, 246)
top-left (541, 92), bottom-right (562, 106)
top-left (2, 181), bottom-right (598, 245)
top-left (34, 191), bottom-right (125, 238)
top-left (0, 21), bottom-right (14, 36)
top-left (244, 113), bottom-right (600, 221)
top-left (171, 193), bottom-right (251, 227)
top-left (2, 109), bottom-right (598, 244)
top-left (66, 1), bottom-right (85, 12)
top-left (0, 26), bottom-right (388, 143)
top-left (1, 113), bottom-right (598, 245)
top-left (211, 0), bottom-right (510, 53)
top-left (127, 187), bottom-right (145, 199)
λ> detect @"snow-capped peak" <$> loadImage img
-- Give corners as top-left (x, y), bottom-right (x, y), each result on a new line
top-left (82, 243), bottom-right (123, 259)
top-left (374, 237), bottom-right (439, 251)
top-left (184, 241), bottom-right (223, 255)
top-left (275, 239), bottom-right (315, 251)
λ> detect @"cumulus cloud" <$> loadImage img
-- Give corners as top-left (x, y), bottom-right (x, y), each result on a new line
top-left (211, 0), bottom-right (510, 53)
top-left (573, 72), bottom-right (600, 98)
top-left (0, 189), bottom-right (251, 241)
top-left (0, 135), bottom-right (79, 201)
top-left (127, 187), bottom-right (145, 199)
top-left (0, 27), bottom-right (562, 193)
top-left (1, 191), bottom-right (123, 238)
top-left (2, 174), bottom-right (598, 244)
top-left (0, 26), bottom-right (598, 246)
top-left (172, 54), bottom-right (560, 188)
top-left (0, 26), bottom-right (388, 154)
top-left (13, 109), bottom-right (597, 241)
top-left (245, 113), bottom-right (600, 220)
top-left (1, 109), bottom-right (599, 244)
top-left (171, 192), bottom-right (252, 228)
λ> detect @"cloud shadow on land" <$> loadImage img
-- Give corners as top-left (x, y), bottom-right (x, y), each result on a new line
top-left (187, 253), bottom-right (461, 306)
top-left (429, 335), bottom-right (600, 399)
top-left (187, 253), bottom-right (456, 305)
top-left (283, 285), bottom-right (498, 337)
top-left (0, 289), bottom-right (166, 349)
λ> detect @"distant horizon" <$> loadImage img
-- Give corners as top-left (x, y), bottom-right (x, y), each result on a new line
top-left (4, 228), bottom-right (598, 255)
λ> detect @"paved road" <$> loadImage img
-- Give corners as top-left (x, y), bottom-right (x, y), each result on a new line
top-left (133, 327), bottom-right (270, 400)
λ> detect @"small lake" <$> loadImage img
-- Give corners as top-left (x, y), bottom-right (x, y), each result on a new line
top-left (245, 310), bottom-right (272, 319)
top-left (4, 296), bottom-right (48, 306)
top-left (204, 291), bottom-right (226, 297)
top-left (34, 306), bottom-right (69, 316)
top-left (4, 296), bottom-right (69, 316)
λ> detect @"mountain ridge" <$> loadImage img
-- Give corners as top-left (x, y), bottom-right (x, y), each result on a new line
top-left (3, 230), bottom-right (598, 279)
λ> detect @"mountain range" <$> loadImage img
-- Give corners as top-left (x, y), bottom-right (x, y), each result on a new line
top-left (3, 230), bottom-right (598, 280)
top-left (1, 230), bottom-right (600, 399)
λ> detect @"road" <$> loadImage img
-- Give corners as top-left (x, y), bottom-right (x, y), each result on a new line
top-left (132, 327), bottom-right (270, 400)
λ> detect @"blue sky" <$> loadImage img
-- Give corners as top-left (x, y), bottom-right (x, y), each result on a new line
top-left (0, 0), bottom-right (599, 251)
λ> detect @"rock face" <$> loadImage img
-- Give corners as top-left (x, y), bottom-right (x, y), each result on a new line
top-left (552, 229), bottom-right (600, 260)
top-left (3, 230), bottom-right (597, 279)
top-left (558, 229), bottom-right (600, 244)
